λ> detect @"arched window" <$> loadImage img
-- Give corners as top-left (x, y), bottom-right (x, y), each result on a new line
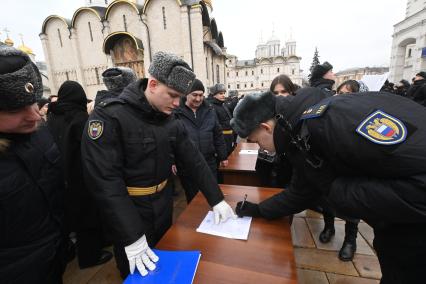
top-left (88, 22), bottom-right (93, 42)
top-left (57, 29), bottom-right (63, 47)
top-left (216, 64), bottom-right (220, 83)
top-left (123, 15), bottom-right (128, 31)
top-left (162, 7), bottom-right (167, 30)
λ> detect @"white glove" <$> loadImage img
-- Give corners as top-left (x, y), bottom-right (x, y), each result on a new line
top-left (124, 235), bottom-right (159, 276)
top-left (212, 200), bottom-right (237, 225)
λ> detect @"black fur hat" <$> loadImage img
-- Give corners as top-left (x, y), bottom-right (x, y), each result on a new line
top-left (210, 83), bottom-right (226, 95)
top-left (148, 51), bottom-right (195, 95)
top-left (309, 61), bottom-right (333, 84)
top-left (189, 78), bottom-right (205, 93)
top-left (0, 44), bottom-right (42, 111)
top-left (231, 91), bottom-right (276, 138)
top-left (416, 71), bottom-right (426, 80)
top-left (102, 67), bottom-right (137, 91)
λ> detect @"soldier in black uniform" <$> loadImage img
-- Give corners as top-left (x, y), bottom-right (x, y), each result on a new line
top-left (0, 44), bottom-right (66, 283)
top-left (208, 83), bottom-right (236, 156)
top-left (231, 89), bottom-right (426, 284)
top-left (81, 52), bottom-right (236, 279)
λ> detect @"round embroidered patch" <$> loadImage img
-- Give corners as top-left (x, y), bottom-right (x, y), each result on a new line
top-left (356, 110), bottom-right (407, 145)
top-left (88, 120), bottom-right (104, 140)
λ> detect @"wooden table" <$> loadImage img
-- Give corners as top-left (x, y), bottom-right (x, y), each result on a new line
top-left (156, 184), bottom-right (298, 284)
top-left (219, 142), bottom-right (262, 186)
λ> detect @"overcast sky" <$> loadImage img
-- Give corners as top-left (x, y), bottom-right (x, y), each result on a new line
top-left (0, 0), bottom-right (407, 74)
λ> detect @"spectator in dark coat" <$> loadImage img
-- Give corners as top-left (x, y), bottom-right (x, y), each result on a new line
top-left (48, 81), bottom-right (112, 269)
top-left (309, 61), bottom-right (336, 96)
top-left (94, 67), bottom-right (137, 107)
top-left (406, 71), bottom-right (426, 106)
top-left (174, 79), bottom-right (228, 202)
top-left (207, 83), bottom-right (236, 156)
top-left (0, 44), bottom-right (66, 283)
top-left (394, 79), bottom-right (410, 97)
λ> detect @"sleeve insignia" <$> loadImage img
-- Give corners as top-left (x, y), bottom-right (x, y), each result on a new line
top-left (88, 120), bottom-right (104, 140)
top-left (356, 110), bottom-right (407, 145)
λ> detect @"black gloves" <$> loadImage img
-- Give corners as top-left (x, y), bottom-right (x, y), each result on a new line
top-left (235, 201), bottom-right (261, 218)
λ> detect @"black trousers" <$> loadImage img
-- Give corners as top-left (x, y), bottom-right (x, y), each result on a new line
top-left (374, 223), bottom-right (426, 284)
top-left (322, 208), bottom-right (359, 242)
top-left (75, 228), bottom-right (104, 267)
top-left (113, 184), bottom-right (174, 279)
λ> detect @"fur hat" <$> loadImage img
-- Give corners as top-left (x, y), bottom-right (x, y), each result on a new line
top-left (102, 67), bottom-right (137, 92)
top-left (231, 91), bottom-right (276, 138)
top-left (189, 78), bottom-right (205, 94)
top-left (416, 71), bottom-right (426, 80)
top-left (310, 61), bottom-right (333, 84)
top-left (210, 83), bottom-right (226, 96)
top-left (148, 51), bottom-right (195, 95)
top-left (0, 45), bottom-right (42, 111)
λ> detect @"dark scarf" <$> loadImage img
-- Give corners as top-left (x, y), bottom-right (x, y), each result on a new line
top-left (48, 80), bottom-right (88, 122)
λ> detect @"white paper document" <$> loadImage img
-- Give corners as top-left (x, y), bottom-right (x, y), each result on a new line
top-left (196, 211), bottom-right (252, 240)
top-left (239, 149), bottom-right (258, 155)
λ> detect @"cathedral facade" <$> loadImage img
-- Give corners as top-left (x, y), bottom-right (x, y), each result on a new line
top-left (40, 0), bottom-right (226, 98)
top-left (226, 34), bottom-right (302, 96)
top-left (389, 0), bottom-right (426, 82)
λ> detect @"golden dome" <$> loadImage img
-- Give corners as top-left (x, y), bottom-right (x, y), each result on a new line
top-left (4, 37), bottom-right (14, 46)
top-left (18, 44), bottom-right (34, 55)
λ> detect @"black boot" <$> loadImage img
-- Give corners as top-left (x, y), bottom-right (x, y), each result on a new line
top-left (338, 221), bottom-right (358, 261)
top-left (79, 250), bottom-right (113, 269)
top-left (319, 214), bottom-right (335, 243)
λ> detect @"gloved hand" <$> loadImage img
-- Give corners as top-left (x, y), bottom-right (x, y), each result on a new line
top-left (124, 235), bottom-right (159, 276)
top-left (212, 200), bottom-right (237, 224)
top-left (235, 201), bottom-right (261, 218)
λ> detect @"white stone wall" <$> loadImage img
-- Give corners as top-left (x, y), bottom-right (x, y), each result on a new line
top-left (146, 0), bottom-right (183, 57)
top-left (227, 57), bottom-right (302, 95)
top-left (44, 18), bottom-right (78, 95)
top-left (389, 8), bottom-right (426, 82)
top-left (41, 1), bottom-right (227, 98)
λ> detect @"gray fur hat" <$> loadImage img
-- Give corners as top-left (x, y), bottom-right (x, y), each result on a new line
top-left (148, 51), bottom-right (195, 95)
top-left (210, 83), bottom-right (226, 95)
top-left (102, 67), bottom-right (137, 91)
top-left (0, 45), bottom-right (42, 111)
top-left (231, 91), bottom-right (276, 138)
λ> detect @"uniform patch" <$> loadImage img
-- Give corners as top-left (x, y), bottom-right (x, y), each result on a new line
top-left (300, 101), bottom-right (330, 120)
top-left (88, 120), bottom-right (104, 140)
top-left (356, 110), bottom-right (407, 145)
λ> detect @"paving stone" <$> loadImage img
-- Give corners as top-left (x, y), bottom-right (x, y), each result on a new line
top-left (353, 255), bottom-right (382, 280)
top-left (306, 218), bottom-right (375, 255)
top-left (297, 268), bottom-right (328, 284)
top-left (63, 257), bottom-right (107, 284)
top-left (358, 223), bottom-right (375, 248)
top-left (87, 258), bottom-right (122, 283)
top-left (327, 273), bottom-right (380, 284)
top-left (291, 217), bottom-right (316, 248)
top-left (294, 248), bottom-right (358, 276)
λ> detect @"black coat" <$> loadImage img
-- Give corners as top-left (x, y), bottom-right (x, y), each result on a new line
top-left (0, 127), bottom-right (65, 282)
top-left (94, 89), bottom-right (122, 107)
top-left (406, 79), bottom-right (426, 106)
top-left (310, 78), bottom-right (336, 96)
top-left (259, 89), bottom-right (426, 227)
top-left (208, 97), bottom-right (236, 155)
top-left (81, 79), bottom-right (224, 247)
top-left (174, 99), bottom-right (227, 173)
top-left (48, 102), bottom-right (99, 231)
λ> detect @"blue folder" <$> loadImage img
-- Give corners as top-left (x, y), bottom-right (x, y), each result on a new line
top-left (123, 249), bottom-right (201, 284)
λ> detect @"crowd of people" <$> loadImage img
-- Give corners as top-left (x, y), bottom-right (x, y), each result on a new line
top-left (1, 39), bottom-right (425, 284)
